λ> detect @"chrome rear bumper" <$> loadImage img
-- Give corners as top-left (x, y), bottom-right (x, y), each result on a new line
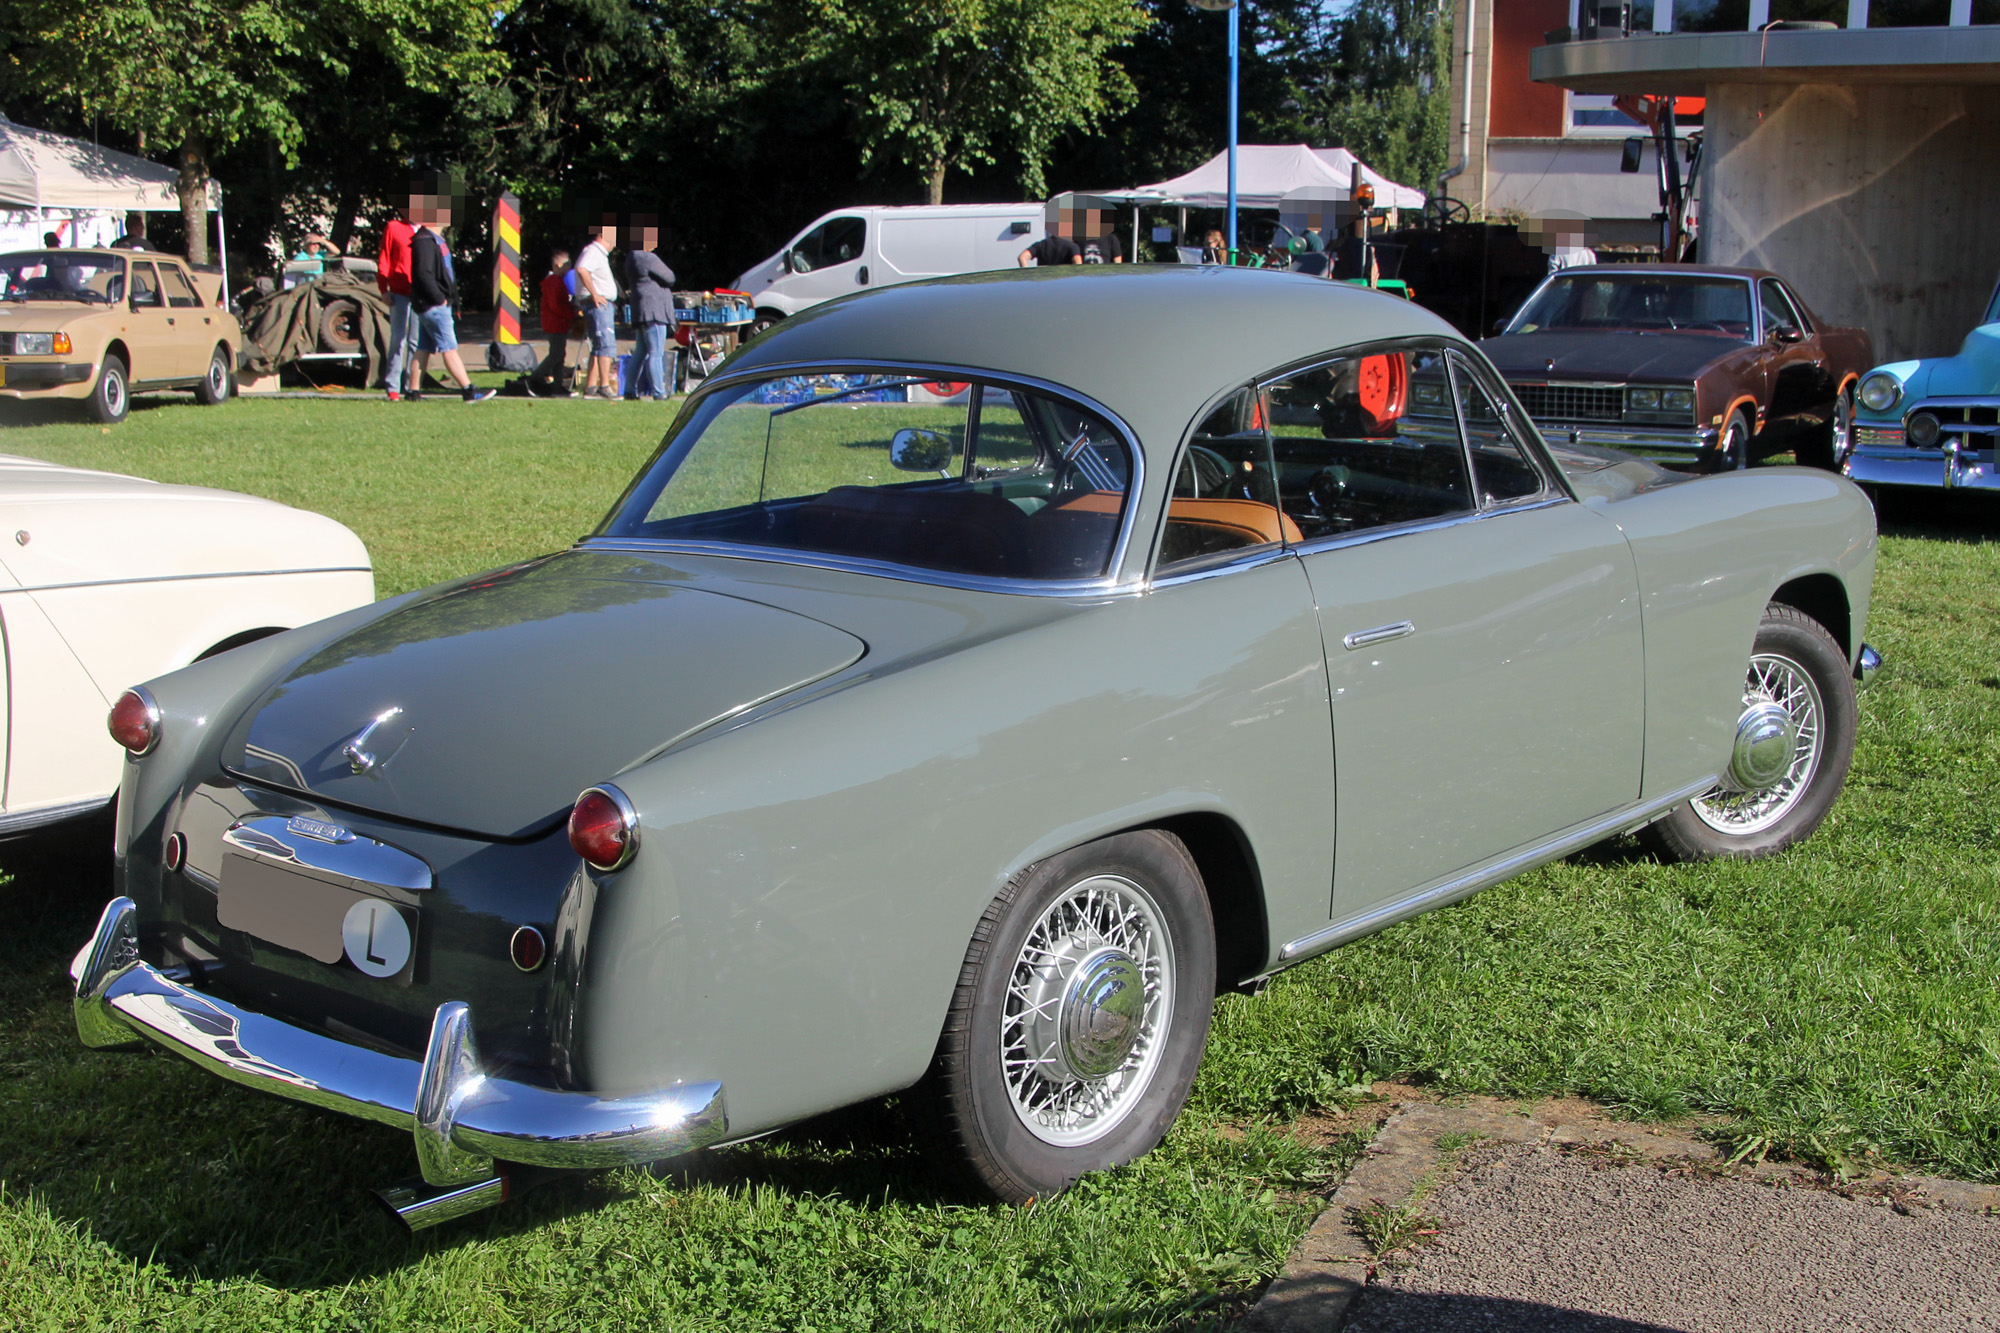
top-left (72, 898), bottom-right (725, 1191)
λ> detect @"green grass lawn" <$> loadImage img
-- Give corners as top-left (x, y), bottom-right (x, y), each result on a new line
top-left (1, 393), bottom-right (1996, 1330)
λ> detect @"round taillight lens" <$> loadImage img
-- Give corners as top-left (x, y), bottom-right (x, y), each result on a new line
top-left (163, 831), bottom-right (186, 872)
top-left (568, 785), bottom-right (638, 871)
top-left (510, 925), bottom-right (547, 972)
top-left (108, 687), bottom-right (160, 755)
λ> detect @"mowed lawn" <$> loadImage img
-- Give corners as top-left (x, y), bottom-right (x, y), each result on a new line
top-left (1, 392), bottom-right (1996, 1331)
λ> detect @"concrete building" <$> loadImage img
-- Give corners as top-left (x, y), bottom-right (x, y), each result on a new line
top-left (1441, 0), bottom-right (1688, 249)
top-left (1533, 6), bottom-right (2000, 364)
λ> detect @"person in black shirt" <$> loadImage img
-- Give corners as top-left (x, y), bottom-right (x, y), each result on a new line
top-left (405, 194), bottom-right (495, 402)
top-left (1079, 230), bottom-right (1124, 264)
top-left (1018, 235), bottom-right (1081, 267)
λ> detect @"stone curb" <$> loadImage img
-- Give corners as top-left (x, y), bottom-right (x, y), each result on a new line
top-left (1241, 1100), bottom-right (2000, 1333)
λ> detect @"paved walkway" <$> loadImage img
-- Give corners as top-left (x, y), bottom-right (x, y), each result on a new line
top-left (1245, 1099), bottom-right (2000, 1332)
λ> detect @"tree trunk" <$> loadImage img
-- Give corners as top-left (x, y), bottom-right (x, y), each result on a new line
top-left (178, 133), bottom-right (210, 266)
top-left (925, 157), bottom-right (947, 206)
top-left (126, 131), bottom-right (148, 241)
top-left (330, 176), bottom-right (362, 256)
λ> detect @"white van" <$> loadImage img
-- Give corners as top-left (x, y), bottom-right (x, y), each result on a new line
top-left (733, 203), bottom-right (1043, 331)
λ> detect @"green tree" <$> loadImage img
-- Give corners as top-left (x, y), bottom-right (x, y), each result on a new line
top-left (4, 0), bottom-right (502, 264)
top-left (1307, 0), bottom-right (1453, 193)
top-left (816, 0), bottom-right (1151, 205)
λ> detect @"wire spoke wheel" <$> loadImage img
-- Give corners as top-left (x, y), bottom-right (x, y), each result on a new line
top-left (1691, 651), bottom-right (1824, 835)
top-left (999, 873), bottom-right (1174, 1147)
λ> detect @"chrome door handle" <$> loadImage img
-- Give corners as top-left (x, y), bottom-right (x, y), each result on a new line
top-left (1343, 621), bottom-right (1415, 651)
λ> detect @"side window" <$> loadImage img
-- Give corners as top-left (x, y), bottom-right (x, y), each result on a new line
top-left (1449, 354), bottom-right (1549, 506)
top-left (161, 265), bottom-right (202, 309)
top-left (1264, 346), bottom-right (1473, 540)
top-left (1760, 279), bottom-right (1801, 337)
top-left (792, 216), bottom-right (867, 272)
top-left (129, 263), bottom-right (162, 308)
top-left (1159, 387), bottom-right (1284, 571)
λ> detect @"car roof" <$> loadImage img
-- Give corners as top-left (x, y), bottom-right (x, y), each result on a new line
top-left (1546, 263), bottom-right (1782, 282)
top-left (724, 265), bottom-right (1464, 458)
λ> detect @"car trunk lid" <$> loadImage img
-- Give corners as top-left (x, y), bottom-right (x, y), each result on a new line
top-left (222, 561), bottom-right (866, 839)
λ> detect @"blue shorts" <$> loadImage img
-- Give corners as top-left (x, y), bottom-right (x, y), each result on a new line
top-left (587, 303), bottom-right (617, 357)
top-left (415, 304), bottom-right (458, 353)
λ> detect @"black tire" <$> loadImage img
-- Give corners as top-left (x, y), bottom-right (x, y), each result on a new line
top-left (318, 298), bottom-right (362, 352)
top-left (746, 310), bottom-right (784, 339)
top-left (87, 354), bottom-right (129, 424)
top-left (931, 829), bottom-right (1216, 1202)
top-left (1641, 603), bottom-right (1857, 863)
top-left (194, 344), bottom-right (232, 406)
top-left (1703, 409), bottom-right (1752, 473)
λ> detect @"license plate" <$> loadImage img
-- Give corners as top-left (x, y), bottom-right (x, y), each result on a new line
top-left (216, 851), bottom-right (417, 983)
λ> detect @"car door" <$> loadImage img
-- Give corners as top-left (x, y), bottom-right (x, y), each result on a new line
top-left (1270, 343), bottom-right (1646, 921)
top-left (785, 216), bottom-right (871, 303)
top-left (121, 261), bottom-right (179, 383)
top-left (1760, 278), bottom-right (1832, 437)
top-left (157, 262), bottom-right (215, 377)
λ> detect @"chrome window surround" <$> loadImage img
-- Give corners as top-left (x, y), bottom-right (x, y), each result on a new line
top-left (586, 359), bottom-right (1148, 599)
top-left (1147, 337), bottom-right (1575, 588)
top-left (1446, 350), bottom-right (1560, 507)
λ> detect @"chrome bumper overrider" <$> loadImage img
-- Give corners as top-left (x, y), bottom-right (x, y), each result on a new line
top-left (72, 898), bottom-right (725, 1215)
top-left (1843, 445), bottom-right (1999, 493)
top-left (1856, 644), bottom-right (1882, 689)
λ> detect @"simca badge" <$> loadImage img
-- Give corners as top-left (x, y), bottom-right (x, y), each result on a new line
top-left (342, 898), bottom-right (410, 978)
top-left (286, 815), bottom-right (354, 844)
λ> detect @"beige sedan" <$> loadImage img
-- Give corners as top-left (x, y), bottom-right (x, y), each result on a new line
top-left (0, 247), bottom-right (242, 423)
top-left (0, 454), bottom-right (374, 836)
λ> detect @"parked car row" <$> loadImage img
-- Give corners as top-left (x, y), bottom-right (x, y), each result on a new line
top-left (64, 266), bottom-right (1881, 1231)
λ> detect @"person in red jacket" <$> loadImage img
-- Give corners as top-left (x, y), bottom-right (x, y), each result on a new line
top-left (377, 197), bottom-right (417, 401)
top-left (532, 248), bottom-right (578, 393)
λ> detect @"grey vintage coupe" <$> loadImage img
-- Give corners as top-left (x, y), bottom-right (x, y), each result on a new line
top-left (74, 266), bottom-right (1878, 1229)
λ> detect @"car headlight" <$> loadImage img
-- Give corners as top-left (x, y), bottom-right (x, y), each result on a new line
top-left (1627, 387), bottom-right (1661, 411)
top-left (13, 333), bottom-right (64, 356)
top-left (1662, 388), bottom-right (1694, 412)
top-left (1906, 412), bottom-right (1941, 448)
top-left (1858, 372), bottom-right (1901, 413)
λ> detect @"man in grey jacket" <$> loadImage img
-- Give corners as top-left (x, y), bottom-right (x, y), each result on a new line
top-left (623, 216), bottom-right (678, 400)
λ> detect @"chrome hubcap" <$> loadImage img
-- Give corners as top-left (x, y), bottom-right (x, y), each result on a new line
top-left (1693, 652), bottom-right (1823, 835)
top-left (1001, 874), bottom-right (1173, 1147)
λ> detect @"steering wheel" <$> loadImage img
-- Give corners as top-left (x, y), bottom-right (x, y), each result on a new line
top-left (1179, 445), bottom-right (1232, 498)
top-left (1425, 197), bottom-right (1471, 226)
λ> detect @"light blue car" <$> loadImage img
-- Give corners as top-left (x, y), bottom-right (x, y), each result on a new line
top-left (1848, 276), bottom-right (2000, 494)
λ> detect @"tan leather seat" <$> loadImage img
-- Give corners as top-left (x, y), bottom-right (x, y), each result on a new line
top-left (1165, 498), bottom-right (1302, 547)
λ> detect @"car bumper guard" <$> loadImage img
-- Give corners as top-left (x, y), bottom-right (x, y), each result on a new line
top-left (72, 897), bottom-right (726, 1222)
top-left (1844, 444), bottom-right (1999, 494)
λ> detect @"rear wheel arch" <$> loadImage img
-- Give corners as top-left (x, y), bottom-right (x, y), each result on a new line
top-left (1770, 573), bottom-right (1850, 660)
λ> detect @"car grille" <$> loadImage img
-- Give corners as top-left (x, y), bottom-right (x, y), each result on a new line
top-left (1511, 383), bottom-right (1623, 423)
top-left (1916, 404), bottom-right (2000, 430)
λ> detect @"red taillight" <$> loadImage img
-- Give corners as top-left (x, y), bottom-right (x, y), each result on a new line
top-left (568, 785), bottom-right (638, 871)
top-left (108, 687), bottom-right (160, 755)
top-left (510, 925), bottom-right (547, 972)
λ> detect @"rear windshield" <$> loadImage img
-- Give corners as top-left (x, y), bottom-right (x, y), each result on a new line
top-left (1509, 274), bottom-right (1753, 338)
top-left (599, 373), bottom-right (1133, 582)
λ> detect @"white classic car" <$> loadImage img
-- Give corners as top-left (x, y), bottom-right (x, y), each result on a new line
top-left (0, 455), bottom-right (373, 835)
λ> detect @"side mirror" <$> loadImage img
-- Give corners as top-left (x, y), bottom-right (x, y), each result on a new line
top-left (1491, 317), bottom-right (1510, 334)
top-left (890, 427), bottom-right (956, 475)
top-left (782, 250), bottom-right (800, 275)
top-left (1771, 325), bottom-right (1803, 344)
top-left (1621, 137), bottom-right (1645, 174)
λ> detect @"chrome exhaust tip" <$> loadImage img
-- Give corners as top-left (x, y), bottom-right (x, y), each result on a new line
top-left (375, 1173), bottom-right (509, 1231)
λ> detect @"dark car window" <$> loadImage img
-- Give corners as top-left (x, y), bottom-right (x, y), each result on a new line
top-left (1449, 353), bottom-right (1548, 506)
top-left (790, 217), bottom-right (866, 273)
top-left (160, 264), bottom-right (203, 309)
top-left (1159, 387), bottom-right (1285, 572)
top-left (604, 373), bottom-right (1131, 582)
top-left (1261, 346), bottom-right (1474, 540)
top-left (1759, 279), bottom-right (1804, 337)
top-left (129, 262), bottom-right (162, 308)
top-left (1510, 274), bottom-right (1753, 338)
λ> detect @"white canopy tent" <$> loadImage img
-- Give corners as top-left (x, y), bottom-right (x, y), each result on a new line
top-left (1130, 144), bottom-right (1426, 212)
top-left (0, 117), bottom-right (225, 273)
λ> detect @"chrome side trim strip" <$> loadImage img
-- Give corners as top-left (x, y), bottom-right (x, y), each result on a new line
top-left (71, 898), bottom-right (728, 1181)
top-left (1276, 776), bottom-right (1717, 965)
top-left (0, 566), bottom-right (369, 596)
top-left (1343, 620), bottom-right (1415, 651)
top-left (0, 795), bottom-right (110, 838)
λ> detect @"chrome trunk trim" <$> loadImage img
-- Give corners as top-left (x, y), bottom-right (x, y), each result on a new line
top-left (71, 899), bottom-right (727, 1182)
top-left (1275, 777), bottom-right (1718, 966)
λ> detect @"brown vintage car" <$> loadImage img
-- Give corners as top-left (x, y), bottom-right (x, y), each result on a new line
top-left (0, 248), bottom-right (241, 425)
top-left (1480, 265), bottom-right (1874, 471)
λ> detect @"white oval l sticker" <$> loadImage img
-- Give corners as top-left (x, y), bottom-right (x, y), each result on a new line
top-left (342, 898), bottom-right (411, 978)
